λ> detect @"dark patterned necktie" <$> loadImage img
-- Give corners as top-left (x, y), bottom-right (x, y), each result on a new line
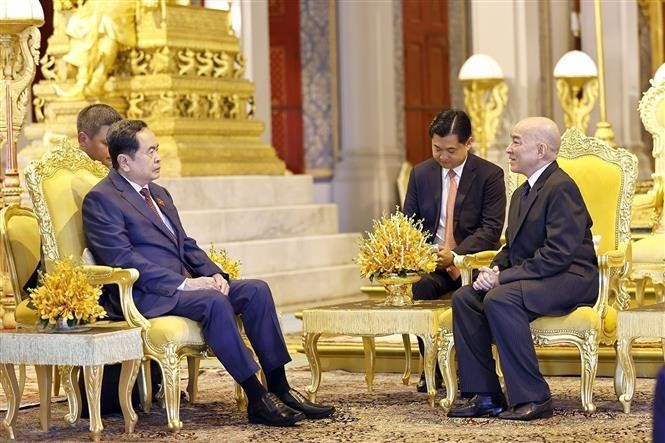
top-left (518, 182), bottom-right (531, 217)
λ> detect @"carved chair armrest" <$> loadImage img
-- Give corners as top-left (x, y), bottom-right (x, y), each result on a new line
top-left (594, 243), bottom-right (628, 317)
top-left (80, 265), bottom-right (150, 329)
top-left (454, 250), bottom-right (500, 286)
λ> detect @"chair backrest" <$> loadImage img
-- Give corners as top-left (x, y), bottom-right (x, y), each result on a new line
top-left (24, 139), bottom-right (108, 272)
top-left (397, 161), bottom-right (413, 209)
top-left (637, 74), bottom-right (665, 229)
top-left (0, 206), bottom-right (41, 303)
top-left (557, 128), bottom-right (637, 257)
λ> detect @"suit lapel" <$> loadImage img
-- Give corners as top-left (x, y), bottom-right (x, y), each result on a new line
top-left (427, 161), bottom-right (443, 233)
top-left (509, 162), bottom-right (559, 243)
top-left (148, 183), bottom-right (184, 248)
top-left (109, 170), bottom-right (178, 246)
top-left (454, 154), bottom-right (477, 227)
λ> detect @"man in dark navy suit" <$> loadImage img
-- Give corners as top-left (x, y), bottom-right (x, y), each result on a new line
top-left (403, 109), bottom-right (506, 391)
top-left (655, 364), bottom-right (665, 442)
top-left (448, 117), bottom-right (599, 421)
top-left (82, 119), bottom-right (334, 427)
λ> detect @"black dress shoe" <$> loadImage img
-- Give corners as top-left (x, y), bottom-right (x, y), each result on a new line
top-left (498, 398), bottom-right (553, 421)
top-left (416, 371), bottom-right (443, 393)
top-left (447, 394), bottom-right (506, 418)
top-left (277, 389), bottom-right (335, 419)
top-left (247, 392), bottom-right (305, 426)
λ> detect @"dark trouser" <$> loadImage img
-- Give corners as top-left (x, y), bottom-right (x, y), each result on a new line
top-left (414, 270), bottom-right (461, 359)
top-left (654, 365), bottom-right (665, 442)
top-left (452, 282), bottom-right (551, 405)
top-left (167, 279), bottom-right (291, 383)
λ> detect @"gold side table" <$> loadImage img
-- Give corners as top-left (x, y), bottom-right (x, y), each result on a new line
top-left (302, 300), bottom-right (450, 407)
top-left (0, 326), bottom-right (143, 441)
top-left (615, 302), bottom-right (665, 413)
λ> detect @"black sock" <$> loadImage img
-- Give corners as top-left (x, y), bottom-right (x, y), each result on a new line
top-left (265, 366), bottom-right (290, 396)
top-left (240, 375), bottom-right (267, 404)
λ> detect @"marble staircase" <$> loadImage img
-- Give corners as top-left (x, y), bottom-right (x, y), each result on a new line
top-left (158, 175), bottom-right (366, 308)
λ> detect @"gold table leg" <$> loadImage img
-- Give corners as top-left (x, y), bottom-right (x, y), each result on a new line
top-left (361, 336), bottom-right (376, 392)
top-left (438, 331), bottom-right (457, 411)
top-left (83, 365), bottom-right (104, 441)
top-left (616, 336), bottom-right (635, 413)
top-left (303, 332), bottom-right (322, 402)
top-left (0, 363), bottom-right (19, 440)
top-left (34, 364), bottom-right (52, 432)
top-left (420, 332), bottom-right (439, 407)
top-left (401, 334), bottom-right (411, 385)
top-left (60, 366), bottom-right (81, 425)
top-left (119, 359), bottom-right (141, 434)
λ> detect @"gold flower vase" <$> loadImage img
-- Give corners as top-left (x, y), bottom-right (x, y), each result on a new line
top-left (375, 273), bottom-right (422, 307)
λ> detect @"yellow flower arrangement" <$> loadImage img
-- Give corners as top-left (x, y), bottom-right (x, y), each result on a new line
top-left (28, 258), bottom-right (106, 326)
top-left (356, 208), bottom-right (437, 280)
top-left (208, 244), bottom-right (242, 280)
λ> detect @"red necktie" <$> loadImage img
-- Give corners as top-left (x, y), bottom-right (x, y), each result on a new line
top-left (139, 187), bottom-right (177, 242)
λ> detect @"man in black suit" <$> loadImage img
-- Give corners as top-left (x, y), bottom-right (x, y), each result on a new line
top-left (403, 109), bottom-right (506, 391)
top-left (448, 117), bottom-right (599, 421)
top-left (82, 120), bottom-right (334, 426)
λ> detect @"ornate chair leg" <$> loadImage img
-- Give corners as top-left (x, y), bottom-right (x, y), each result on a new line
top-left (401, 334), bottom-right (411, 385)
top-left (137, 360), bottom-right (152, 413)
top-left (578, 330), bottom-right (598, 413)
top-left (186, 356), bottom-right (200, 404)
top-left (438, 331), bottom-right (456, 411)
top-left (160, 345), bottom-right (183, 433)
top-left (616, 336), bottom-right (636, 413)
top-left (492, 345), bottom-right (505, 394)
top-left (235, 382), bottom-right (247, 412)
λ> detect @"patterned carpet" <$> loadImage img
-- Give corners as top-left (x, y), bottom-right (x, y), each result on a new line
top-left (1, 362), bottom-right (657, 442)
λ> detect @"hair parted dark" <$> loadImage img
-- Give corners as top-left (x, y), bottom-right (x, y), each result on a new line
top-left (107, 120), bottom-right (148, 169)
top-left (428, 109), bottom-right (472, 143)
top-left (76, 104), bottom-right (122, 138)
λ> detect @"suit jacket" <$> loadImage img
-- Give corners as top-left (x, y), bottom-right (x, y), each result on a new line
top-left (82, 168), bottom-right (225, 318)
top-left (492, 161), bottom-right (599, 316)
top-left (403, 153), bottom-right (506, 255)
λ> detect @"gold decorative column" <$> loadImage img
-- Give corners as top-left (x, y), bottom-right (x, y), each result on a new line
top-left (459, 54), bottom-right (508, 159)
top-left (24, 1), bottom-right (285, 177)
top-left (592, 0), bottom-right (617, 147)
top-left (0, 0), bottom-right (44, 329)
top-left (553, 50), bottom-right (599, 134)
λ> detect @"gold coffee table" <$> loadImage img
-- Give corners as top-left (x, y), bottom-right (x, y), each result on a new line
top-left (0, 326), bottom-right (143, 441)
top-left (302, 299), bottom-right (450, 407)
top-left (615, 302), bottom-right (665, 413)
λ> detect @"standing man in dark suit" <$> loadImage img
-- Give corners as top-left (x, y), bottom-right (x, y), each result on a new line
top-left (403, 109), bottom-right (506, 392)
top-left (82, 120), bottom-right (334, 427)
top-left (448, 117), bottom-right (599, 421)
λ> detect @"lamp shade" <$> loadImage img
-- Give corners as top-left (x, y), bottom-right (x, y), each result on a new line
top-left (653, 62), bottom-right (665, 84)
top-left (459, 54), bottom-right (504, 81)
top-left (553, 50), bottom-right (597, 78)
top-left (0, 0), bottom-right (44, 32)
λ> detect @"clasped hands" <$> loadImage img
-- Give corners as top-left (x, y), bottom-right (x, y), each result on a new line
top-left (472, 266), bottom-right (500, 292)
top-left (183, 273), bottom-right (229, 295)
top-left (436, 247), bottom-right (455, 269)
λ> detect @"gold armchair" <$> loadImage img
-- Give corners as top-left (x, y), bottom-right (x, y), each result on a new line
top-left (23, 140), bottom-right (216, 432)
top-left (630, 74), bottom-right (665, 305)
top-left (439, 128), bottom-right (636, 412)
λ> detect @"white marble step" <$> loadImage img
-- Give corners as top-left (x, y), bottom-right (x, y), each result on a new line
top-left (158, 175), bottom-right (314, 210)
top-left (244, 264), bottom-right (367, 308)
top-left (179, 204), bottom-right (339, 244)
top-left (209, 233), bottom-right (361, 276)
